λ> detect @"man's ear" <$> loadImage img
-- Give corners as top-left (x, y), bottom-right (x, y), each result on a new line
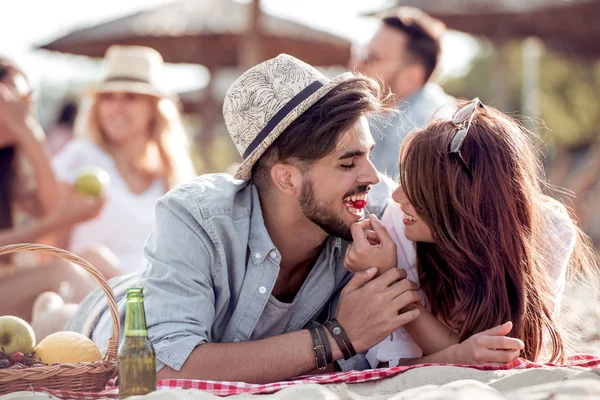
top-left (271, 162), bottom-right (303, 196)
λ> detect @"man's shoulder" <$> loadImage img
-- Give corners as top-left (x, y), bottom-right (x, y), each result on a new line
top-left (412, 83), bottom-right (456, 121)
top-left (161, 173), bottom-right (253, 219)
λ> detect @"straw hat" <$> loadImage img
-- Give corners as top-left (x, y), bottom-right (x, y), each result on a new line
top-left (223, 54), bottom-right (353, 180)
top-left (95, 45), bottom-right (165, 97)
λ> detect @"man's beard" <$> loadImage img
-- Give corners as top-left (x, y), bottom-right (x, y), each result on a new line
top-left (299, 177), bottom-right (353, 241)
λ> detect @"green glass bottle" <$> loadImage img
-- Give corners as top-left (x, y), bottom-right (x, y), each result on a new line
top-left (118, 288), bottom-right (156, 398)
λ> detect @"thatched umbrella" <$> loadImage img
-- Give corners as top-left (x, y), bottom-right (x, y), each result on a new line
top-left (38, 0), bottom-right (351, 171)
top-left (38, 0), bottom-right (351, 69)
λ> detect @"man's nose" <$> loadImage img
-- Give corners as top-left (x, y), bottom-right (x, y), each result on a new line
top-left (359, 158), bottom-right (381, 186)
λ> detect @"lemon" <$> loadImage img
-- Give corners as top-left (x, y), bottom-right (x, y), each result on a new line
top-left (34, 331), bottom-right (102, 364)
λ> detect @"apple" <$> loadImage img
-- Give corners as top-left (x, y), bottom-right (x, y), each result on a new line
top-left (75, 166), bottom-right (110, 198)
top-left (0, 316), bottom-right (36, 356)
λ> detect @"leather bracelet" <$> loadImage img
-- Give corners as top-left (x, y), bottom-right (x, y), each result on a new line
top-left (324, 319), bottom-right (356, 360)
top-left (308, 327), bottom-right (327, 371)
top-left (315, 324), bottom-right (333, 365)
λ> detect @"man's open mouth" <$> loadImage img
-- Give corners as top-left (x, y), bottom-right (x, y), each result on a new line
top-left (343, 193), bottom-right (368, 218)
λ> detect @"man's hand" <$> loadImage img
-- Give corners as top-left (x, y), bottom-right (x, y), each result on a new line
top-left (452, 322), bottom-right (524, 365)
top-left (335, 267), bottom-right (422, 354)
top-left (345, 215), bottom-right (397, 275)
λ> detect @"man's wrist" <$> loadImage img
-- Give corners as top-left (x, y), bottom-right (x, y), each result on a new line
top-left (322, 327), bottom-right (343, 361)
top-left (324, 319), bottom-right (357, 360)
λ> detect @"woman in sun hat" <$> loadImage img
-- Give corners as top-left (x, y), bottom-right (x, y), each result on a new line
top-left (52, 45), bottom-right (196, 279)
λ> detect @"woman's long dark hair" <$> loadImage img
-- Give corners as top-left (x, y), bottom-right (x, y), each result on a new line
top-left (0, 58), bottom-right (24, 231)
top-left (399, 103), bottom-right (597, 363)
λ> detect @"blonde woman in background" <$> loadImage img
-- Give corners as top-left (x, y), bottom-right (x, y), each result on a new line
top-left (53, 45), bottom-right (196, 279)
top-left (0, 46), bottom-right (195, 337)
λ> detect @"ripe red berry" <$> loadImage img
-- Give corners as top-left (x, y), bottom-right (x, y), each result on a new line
top-left (9, 352), bottom-right (25, 364)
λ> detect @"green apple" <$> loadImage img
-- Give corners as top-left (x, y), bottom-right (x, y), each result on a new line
top-left (0, 316), bottom-right (36, 355)
top-left (75, 166), bottom-right (110, 198)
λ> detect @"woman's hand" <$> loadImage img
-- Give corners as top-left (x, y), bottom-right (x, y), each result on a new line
top-left (0, 81), bottom-right (41, 144)
top-left (51, 184), bottom-right (105, 228)
top-left (344, 214), bottom-right (398, 275)
top-left (452, 322), bottom-right (524, 365)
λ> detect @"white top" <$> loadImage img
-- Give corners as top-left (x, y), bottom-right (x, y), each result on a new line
top-left (366, 198), bottom-right (576, 368)
top-left (52, 139), bottom-right (165, 274)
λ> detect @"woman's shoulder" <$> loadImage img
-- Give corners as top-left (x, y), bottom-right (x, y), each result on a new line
top-left (52, 139), bottom-right (112, 180)
top-left (539, 197), bottom-right (576, 239)
top-left (537, 196), bottom-right (577, 278)
top-left (55, 139), bottom-right (106, 159)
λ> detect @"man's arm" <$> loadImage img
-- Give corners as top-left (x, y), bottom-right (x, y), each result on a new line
top-left (144, 187), bottom-right (422, 383)
top-left (156, 268), bottom-right (421, 383)
top-left (158, 329), bottom-right (342, 383)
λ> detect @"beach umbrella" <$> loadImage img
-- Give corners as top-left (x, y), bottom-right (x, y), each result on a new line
top-left (38, 0), bottom-right (351, 69)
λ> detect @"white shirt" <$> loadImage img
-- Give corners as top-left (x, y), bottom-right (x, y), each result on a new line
top-left (366, 198), bottom-right (576, 368)
top-left (53, 139), bottom-right (164, 274)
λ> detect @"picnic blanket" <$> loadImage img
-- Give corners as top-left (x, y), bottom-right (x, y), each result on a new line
top-left (6, 354), bottom-right (598, 400)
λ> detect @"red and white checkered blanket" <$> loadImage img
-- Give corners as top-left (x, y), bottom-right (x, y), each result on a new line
top-left (30, 354), bottom-right (600, 399)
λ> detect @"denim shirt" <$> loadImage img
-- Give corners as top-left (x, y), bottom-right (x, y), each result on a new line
top-left (370, 83), bottom-right (456, 180)
top-left (66, 173), bottom-right (393, 372)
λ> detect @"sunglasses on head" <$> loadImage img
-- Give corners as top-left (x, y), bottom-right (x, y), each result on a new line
top-left (448, 98), bottom-right (485, 181)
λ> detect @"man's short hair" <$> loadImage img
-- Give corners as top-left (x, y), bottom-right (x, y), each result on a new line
top-left (382, 7), bottom-right (446, 83)
top-left (251, 75), bottom-right (390, 190)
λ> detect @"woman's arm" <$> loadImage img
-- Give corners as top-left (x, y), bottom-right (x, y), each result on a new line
top-left (0, 211), bottom-right (65, 247)
top-left (16, 119), bottom-right (59, 214)
top-left (0, 184), bottom-right (104, 247)
top-left (0, 82), bottom-right (59, 215)
top-left (394, 321), bottom-right (524, 366)
top-left (345, 216), bottom-right (458, 356)
top-left (402, 304), bottom-right (459, 355)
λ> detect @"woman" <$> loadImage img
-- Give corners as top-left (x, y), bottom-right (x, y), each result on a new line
top-left (345, 99), bottom-right (598, 367)
top-left (0, 57), bottom-right (104, 319)
top-left (52, 45), bottom-right (196, 278)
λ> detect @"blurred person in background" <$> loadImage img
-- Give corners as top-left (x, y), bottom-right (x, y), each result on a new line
top-left (350, 7), bottom-right (456, 179)
top-left (46, 100), bottom-right (77, 156)
top-left (0, 57), bottom-right (103, 320)
top-left (52, 45), bottom-right (196, 279)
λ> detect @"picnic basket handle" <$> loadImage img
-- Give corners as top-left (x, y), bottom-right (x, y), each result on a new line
top-left (0, 243), bottom-right (120, 363)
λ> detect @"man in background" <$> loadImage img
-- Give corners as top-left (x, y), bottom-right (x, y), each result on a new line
top-left (351, 7), bottom-right (456, 179)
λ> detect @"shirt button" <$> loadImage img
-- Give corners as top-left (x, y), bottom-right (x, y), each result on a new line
top-left (269, 252), bottom-right (277, 260)
top-left (259, 286), bottom-right (267, 294)
top-left (255, 253), bottom-right (262, 259)
top-left (233, 339), bottom-right (240, 342)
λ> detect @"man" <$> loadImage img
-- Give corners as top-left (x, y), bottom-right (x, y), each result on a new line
top-left (350, 7), bottom-right (456, 179)
top-left (66, 54), bottom-right (422, 383)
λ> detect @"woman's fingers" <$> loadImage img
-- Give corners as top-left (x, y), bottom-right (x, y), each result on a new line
top-left (474, 348), bottom-right (521, 364)
top-left (479, 335), bottom-right (524, 351)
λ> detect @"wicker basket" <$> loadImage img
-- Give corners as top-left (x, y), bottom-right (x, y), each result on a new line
top-left (0, 243), bottom-right (120, 394)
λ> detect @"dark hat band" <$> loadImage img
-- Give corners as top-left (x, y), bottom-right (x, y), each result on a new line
top-left (104, 76), bottom-right (152, 84)
top-left (243, 80), bottom-right (325, 159)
